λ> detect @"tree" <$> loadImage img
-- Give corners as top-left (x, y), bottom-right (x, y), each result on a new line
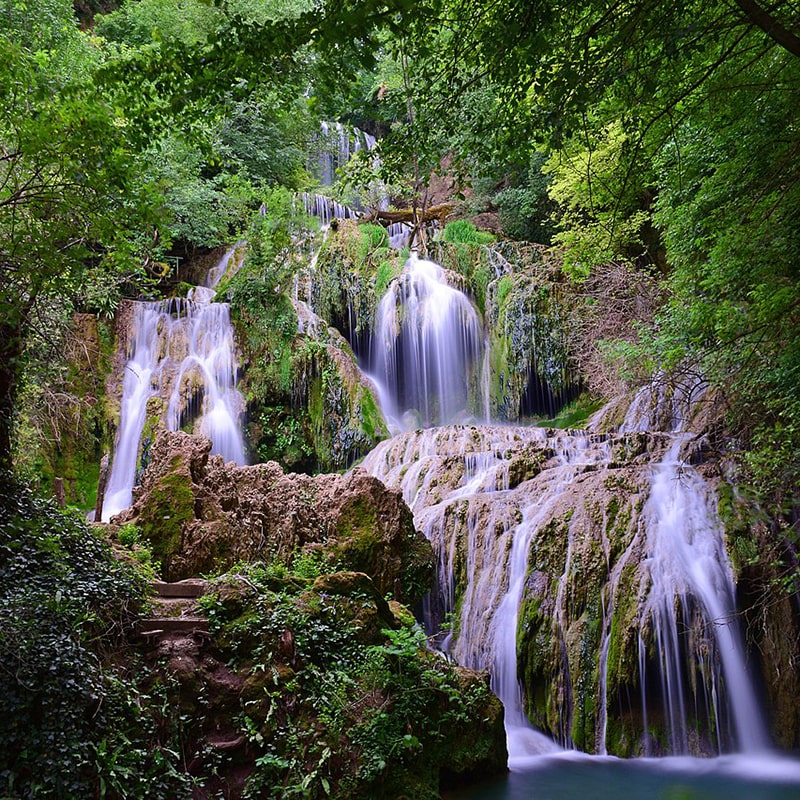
top-left (0, 29), bottom-right (161, 468)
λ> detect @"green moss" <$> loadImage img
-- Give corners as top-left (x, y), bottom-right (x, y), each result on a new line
top-left (375, 258), bottom-right (401, 299)
top-left (358, 388), bottom-right (383, 441)
top-left (137, 461), bottom-right (196, 578)
top-left (359, 223), bottom-right (389, 250)
top-left (534, 393), bottom-right (606, 429)
top-left (441, 220), bottom-right (495, 246)
top-left (605, 559), bottom-right (641, 701)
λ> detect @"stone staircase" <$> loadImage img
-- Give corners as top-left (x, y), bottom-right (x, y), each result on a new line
top-left (136, 578), bottom-right (210, 637)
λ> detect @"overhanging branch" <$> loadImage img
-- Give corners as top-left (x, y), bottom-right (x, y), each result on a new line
top-left (734, 0), bottom-right (800, 57)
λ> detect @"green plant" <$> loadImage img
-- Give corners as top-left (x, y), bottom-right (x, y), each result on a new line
top-left (442, 219), bottom-right (495, 246)
top-left (197, 560), bottom-right (502, 799)
top-left (0, 474), bottom-right (190, 798)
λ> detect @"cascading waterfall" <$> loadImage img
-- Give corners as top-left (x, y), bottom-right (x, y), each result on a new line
top-left (370, 253), bottom-right (486, 429)
top-left (362, 400), bottom-right (770, 758)
top-left (637, 435), bottom-right (769, 754)
top-left (300, 192), bottom-right (359, 229)
top-left (101, 250), bottom-right (246, 521)
top-left (362, 425), bottom-right (610, 755)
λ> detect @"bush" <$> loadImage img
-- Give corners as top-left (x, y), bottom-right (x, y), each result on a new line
top-left (0, 474), bottom-right (189, 799)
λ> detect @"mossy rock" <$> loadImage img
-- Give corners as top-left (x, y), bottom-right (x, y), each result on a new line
top-left (136, 457), bottom-right (196, 579)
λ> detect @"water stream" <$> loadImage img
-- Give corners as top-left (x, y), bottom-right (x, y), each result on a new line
top-left (370, 252), bottom-right (486, 429)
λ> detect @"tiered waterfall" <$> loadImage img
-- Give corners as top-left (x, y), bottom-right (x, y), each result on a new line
top-left (359, 256), bottom-right (770, 758)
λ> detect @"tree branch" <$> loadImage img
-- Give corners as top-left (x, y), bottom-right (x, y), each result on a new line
top-left (734, 0), bottom-right (800, 57)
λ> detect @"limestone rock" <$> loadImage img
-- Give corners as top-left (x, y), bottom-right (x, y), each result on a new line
top-left (116, 430), bottom-right (433, 605)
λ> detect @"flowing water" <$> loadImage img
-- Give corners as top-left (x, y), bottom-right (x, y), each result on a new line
top-left (370, 253), bottom-right (486, 429)
top-left (363, 419), bottom-right (800, 792)
top-left (101, 250), bottom-right (246, 521)
top-left (637, 435), bottom-right (769, 755)
top-left (359, 262), bottom-right (800, 789)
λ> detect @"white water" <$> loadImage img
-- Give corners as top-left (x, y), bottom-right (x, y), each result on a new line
top-left (102, 250), bottom-right (246, 521)
top-left (362, 425), bottom-right (610, 756)
top-left (639, 435), bottom-right (770, 754)
top-left (370, 253), bottom-right (486, 428)
top-left (361, 406), bottom-right (772, 760)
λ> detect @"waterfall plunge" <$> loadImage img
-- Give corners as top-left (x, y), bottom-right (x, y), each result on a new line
top-left (370, 253), bottom-right (485, 430)
top-left (101, 250), bottom-right (246, 521)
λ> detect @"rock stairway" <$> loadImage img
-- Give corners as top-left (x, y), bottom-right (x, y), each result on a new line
top-left (136, 578), bottom-right (210, 637)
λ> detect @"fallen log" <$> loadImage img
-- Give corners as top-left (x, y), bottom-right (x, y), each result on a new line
top-left (363, 203), bottom-right (453, 226)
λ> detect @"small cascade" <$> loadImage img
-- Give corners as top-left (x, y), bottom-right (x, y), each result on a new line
top-left (311, 121), bottom-right (377, 187)
top-left (370, 253), bottom-right (486, 429)
top-left (300, 192), bottom-right (359, 229)
top-left (638, 435), bottom-right (770, 754)
top-left (102, 250), bottom-right (246, 521)
top-left (362, 425), bottom-right (609, 756)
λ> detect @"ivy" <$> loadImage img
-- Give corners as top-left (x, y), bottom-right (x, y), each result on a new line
top-left (0, 474), bottom-right (190, 798)
top-left (198, 562), bottom-right (502, 799)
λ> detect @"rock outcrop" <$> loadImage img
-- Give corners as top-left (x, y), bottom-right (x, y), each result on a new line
top-left (114, 429), bottom-right (433, 606)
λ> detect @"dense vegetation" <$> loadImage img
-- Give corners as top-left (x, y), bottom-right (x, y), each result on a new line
top-left (0, 474), bottom-right (192, 798)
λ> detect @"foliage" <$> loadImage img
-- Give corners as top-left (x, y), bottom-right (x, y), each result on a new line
top-left (138, 133), bottom-right (256, 249)
top-left (199, 561), bottom-right (503, 799)
top-left (369, 0), bottom-right (800, 511)
top-left (0, 474), bottom-right (189, 798)
top-left (441, 219), bottom-right (494, 246)
top-left (0, 5), bottom-right (167, 468)
top-left (546, 121), bottom-right (655, 278)
top-left (491, 151), bottom-right (556, 243)
top-left (95, 0), bottom-right (222, 47)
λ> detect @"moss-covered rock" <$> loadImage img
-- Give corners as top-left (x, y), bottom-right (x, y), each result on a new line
top-left (115, 430), bottom-right (433, 604)
top-left (183, 561), bottom-right (508, 799)
top-left (231, 258), bottom-right (389, 473)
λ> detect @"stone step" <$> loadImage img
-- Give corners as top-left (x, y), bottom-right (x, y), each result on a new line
top-left (153, 579), bottom-right (208, 599)
top-left (150, 596), bottom-right (200, 618)
top-left (136, 617), bottom-right (210, 636)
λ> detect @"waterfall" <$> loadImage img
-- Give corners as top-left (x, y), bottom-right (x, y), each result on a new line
top-left (102, 250), bottom-right (246, 521)
top-left (362, 425), bottom-right (610, 756)
top-left (311, 121), bottom-right (376, 187)
top-left (637, 435), bottom-right (770, 754)
top-left (361, 402), bottom-right (770, 758)
top-left (300, 192), bottom-right (359, 229)
top-left (370, 253), bottom-right (486, 429)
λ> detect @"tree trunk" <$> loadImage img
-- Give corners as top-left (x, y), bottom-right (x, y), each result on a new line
top-left (0, 322), bottom-right (21, 472)
top-left (734, 0), bottom-right (800, 58)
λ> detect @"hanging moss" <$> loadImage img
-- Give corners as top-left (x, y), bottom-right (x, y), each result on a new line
top-left (486, 270), bottom-right (580, 420)
top-left (14, 313), bottom-right (117, 509)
